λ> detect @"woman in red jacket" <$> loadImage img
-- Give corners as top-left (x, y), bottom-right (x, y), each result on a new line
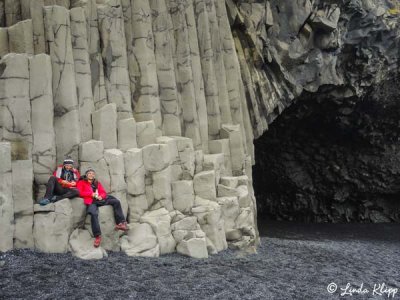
top-left (77, 168), bottom-right (128, 248)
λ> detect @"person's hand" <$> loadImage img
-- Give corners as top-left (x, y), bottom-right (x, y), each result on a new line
top-left (97, 196), bottom-right (102, 200)
top-left (70, 181), bottom-right (76, 187)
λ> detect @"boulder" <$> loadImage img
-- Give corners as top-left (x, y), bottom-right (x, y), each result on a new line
top-left (85, 205), bottom-right (122, 252)
top-left (193, 171), bottom-right (216, 201)
top-left (70, 197), bottom-right (86, 229)
top-left (33, 199), bottom-right (73, 253)
top-left (127, 194), bottom-right (148, 223)
top-left (140, 208), bottom-right (176, 254)
top-left (142, 144), bottom-right (171, 172)
top-left (171, 180), bottom-right (194, 213)
top-left (120, 223), bottom-right (159, 257)
top-left (176, 238), bottom-right (208, 259)
top-left (217, 196), bottom-right (240, 232)
top-left (69, 228), bottom-right (107, 260)
top-left (192, 196), bottom-right (227, 253)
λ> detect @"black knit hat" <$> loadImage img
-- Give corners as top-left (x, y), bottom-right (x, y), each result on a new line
top-left (63, 158), bottom-right (74, 165)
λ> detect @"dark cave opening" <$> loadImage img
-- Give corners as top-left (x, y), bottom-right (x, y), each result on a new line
top-left (253, 82), bottom-right (400, 223)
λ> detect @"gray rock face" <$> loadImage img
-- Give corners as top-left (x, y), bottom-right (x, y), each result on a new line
top-left (85, 206), bottom-right (122, 251)
top-left (0, 28), bottom-right (8, 58)
top-left (33, 199), bottom-right (73, 253)
top-left (97, 0), bottom-right (132, 120)
top-left (0, 142), bottom-right (13, 252)
top-left (150, 0), bottom-right (182, 137)
top-left (7, 19), bottom-right (34, 55)
top-left (129, 0), bottom-right (162, 135)
top-left (71, 0), bottom-right (108, 109)
top-left (92, 103), bottom-right (117, 149)
top-left (69, 228), bottom-right (108, 259)
top-left (3, 0), bottom-right (394, 258)
top-left (70, 7), bottom-right (95, 142)
top-left (12, 160), bottom-right (34, 249)
top-left (29, 54), bottom-right (57, 186)
top-left (0, 54), bottom-right (32, 160)
top-left (121, 222), bottom-right (159, 257)
top-left (44, 5), bottom-right (81, 162)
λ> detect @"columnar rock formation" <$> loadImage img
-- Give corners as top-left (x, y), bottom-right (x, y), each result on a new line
top-left (1, 0), bottom-right (398, 257)
top-left (0, 0), bottom-right (259, 259)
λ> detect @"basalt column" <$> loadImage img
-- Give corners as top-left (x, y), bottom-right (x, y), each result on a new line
top-left (167, 0), bottom-right (202, 149)
top-left (29, 54), bottom-right (56, 194)
top-left (215, 0), bottom-right (253, 158)
top-left (0, 142), bottom-right (13, 252)
top-left (70, 7), bottom-right (95, 142)
top-left (183, 0), bottom-right (209, 153)
top-left (0, 54), bottom-right (32, 160)
top-left (97, 0), bottom-right (133, 120)
top-left (193, 0), bottom-right (221, 140)
top-left (129, 0), bottom-right (162, 136)
top-left (70, 0), bottom-right (108, 110)
top-left (20, 0), bottom-right (47, 54)
top-left (149, 0), bottom-right (182, 138)
top-left (205, 0), bottom-right (231, 126)
top-left (44, 5), bottom-right (81, 162)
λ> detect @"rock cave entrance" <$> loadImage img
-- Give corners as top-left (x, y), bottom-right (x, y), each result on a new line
top-left (253, 82), bottom-right (400, 223)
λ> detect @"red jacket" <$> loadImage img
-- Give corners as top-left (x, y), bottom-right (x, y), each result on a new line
top-left (53, 165), bottom-right (80, 188)
top-left (77, 179), bottom-right (107, 205)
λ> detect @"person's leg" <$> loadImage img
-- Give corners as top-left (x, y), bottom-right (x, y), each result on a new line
top-left (53, 188), bottom-right (80, 202)
top-left (87, 204), bottom-right (101, 237)
top-left (43, 176), bottom-right (58, 199)
top-left (104, 195), bottom-right (125, 224)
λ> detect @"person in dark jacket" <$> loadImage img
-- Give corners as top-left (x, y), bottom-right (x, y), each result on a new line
top-left (77, 168), bottom-right (128, 248)
top-left (39, 158), bottom-right (80, 205)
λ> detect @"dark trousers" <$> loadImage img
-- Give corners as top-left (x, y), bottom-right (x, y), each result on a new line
top-left (87, 195), bottom-right (126, 237)
top-left (44, 176), bottom-right (79, 202)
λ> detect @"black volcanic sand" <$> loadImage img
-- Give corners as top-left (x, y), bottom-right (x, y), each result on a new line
top-left (1, 221), bottom-right (399, 300)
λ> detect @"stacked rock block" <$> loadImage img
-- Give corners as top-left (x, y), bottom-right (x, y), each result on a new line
top-left (0, 0), bottom-right (260, 258)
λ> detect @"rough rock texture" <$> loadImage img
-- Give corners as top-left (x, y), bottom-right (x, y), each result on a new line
top-left (12, 160), bottom-right (34, 249)
top-left (0, 0), bottom-right (398, 260)
top-left (44, 5), bottom-right (81, 162)
top-left (29, 54), bottom-right (56, 190)
top-left (241, 0), bottom-right (400, 223)
top-left (33, 199), bottom-right (73, 253)
top-left (0, 142), bottom-right (13, 252)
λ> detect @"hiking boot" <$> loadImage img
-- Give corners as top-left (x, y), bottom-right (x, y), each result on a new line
top-left (115, 222), bottom-right (128, 231)
top-left (94, 236), bottom-right (101, 248)
top-left (39, 198), bottom-right (50, 206)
